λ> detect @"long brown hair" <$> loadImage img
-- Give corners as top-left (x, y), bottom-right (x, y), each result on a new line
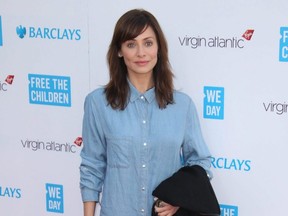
top-left (105, 9), bottom-right (174, 110)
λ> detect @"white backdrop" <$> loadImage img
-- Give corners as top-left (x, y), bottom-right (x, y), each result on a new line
top-left (1, 0), bottom-right (288, 215)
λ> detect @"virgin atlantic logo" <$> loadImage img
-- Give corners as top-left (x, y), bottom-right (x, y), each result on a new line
top-left (263, 101), bottom-right (288, 115)
top-left (242, 29), bottom-right (254, 41)
top-left (178, 29), bottom-right (255, 49)
top-left (74, 137), bottom-right (83, 146)
top-left (0, 75), bottom-right (15, 92)
top-left (21, 138), bottom-right (79, 153)
top-left (5, 75), bottom-right (14, 84)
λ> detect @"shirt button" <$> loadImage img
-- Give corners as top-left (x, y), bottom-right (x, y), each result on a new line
top-left (142, 187), bottom-right (145, 191)
top-left (140, 96), bottom-right (145, 100)
top-left (141, 209), bottom-right (145, 212)
top-left (143, 142), bottom-right (147, 146)
top-left (142, 120), bottom-right (146, 124)
top-left (142, 164), bottom-right (146, 168)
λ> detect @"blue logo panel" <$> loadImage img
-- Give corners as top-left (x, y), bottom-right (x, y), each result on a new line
top-left (0, 16), bottom-right (3, 46)
top-left (203, 86), bottom-right (224, 119)
top-left (279, 27), bottom-right (288, 62)
top-left (220, 204), bottom-right (238, 216)
top-left (28, 74), bottom-right (71, 107)
top-left (46, 183), bottom-right (64, 213)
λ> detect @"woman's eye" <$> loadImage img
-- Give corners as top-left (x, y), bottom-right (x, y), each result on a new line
top-left (127, 42), bottom-right (135, 48)
top-left (145, 41), bottom-right (153, 47)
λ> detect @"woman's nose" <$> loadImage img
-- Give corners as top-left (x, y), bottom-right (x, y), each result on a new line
top-left (136, 45), bottom-right (145, 57)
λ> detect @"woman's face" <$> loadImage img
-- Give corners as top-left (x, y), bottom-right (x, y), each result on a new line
top-left (120, 26), bottom-right (158, 78)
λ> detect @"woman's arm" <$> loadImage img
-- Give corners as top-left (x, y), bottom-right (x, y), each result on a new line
top-left (182, 99), bottom-right (212, 176)
top-left (83, 201), bottom-right (96, 216)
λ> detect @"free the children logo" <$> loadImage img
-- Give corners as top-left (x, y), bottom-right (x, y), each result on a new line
top-left (203, 86), bottom-right (224, 120)
top-left (46, 183), bottom-right (64, 213)
top-left (220, 204), bottom-right (238, 216)
top-left (0, 16), bottom-right (3, 46)
top-left (28, 74), bottom-right (71, 107)
top-left (279, 27), bottom-right (288, 62)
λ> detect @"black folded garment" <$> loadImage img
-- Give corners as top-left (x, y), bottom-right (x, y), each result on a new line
top-left (152, 165), bottom-right (220, 216)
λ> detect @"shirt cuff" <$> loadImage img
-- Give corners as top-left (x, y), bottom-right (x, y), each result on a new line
top-left (81, 188), bottom-right (100, 202)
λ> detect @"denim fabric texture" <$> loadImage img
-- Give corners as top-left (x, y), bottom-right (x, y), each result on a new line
top-left (80, 81), bottom-right (212, 216)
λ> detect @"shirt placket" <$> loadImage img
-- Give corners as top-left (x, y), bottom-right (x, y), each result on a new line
top-left (137, 95), bottom-right (149, 215)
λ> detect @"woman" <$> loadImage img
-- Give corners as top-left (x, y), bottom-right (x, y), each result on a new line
top-left (80, 9), bottom-right (212, 216)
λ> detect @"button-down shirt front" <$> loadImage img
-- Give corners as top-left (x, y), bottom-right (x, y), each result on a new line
top-left (80, 82), bottom-right (212, 216)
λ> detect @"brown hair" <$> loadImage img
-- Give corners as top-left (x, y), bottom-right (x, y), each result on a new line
top-left (105, 9), bottom-right (174, 110)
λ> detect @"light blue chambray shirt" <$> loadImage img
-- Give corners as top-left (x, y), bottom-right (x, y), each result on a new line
top-left (80, 81), bottom-right (212, 216)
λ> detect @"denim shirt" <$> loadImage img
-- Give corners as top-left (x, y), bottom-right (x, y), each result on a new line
top-left (80, 82), bottom-right (212, 216)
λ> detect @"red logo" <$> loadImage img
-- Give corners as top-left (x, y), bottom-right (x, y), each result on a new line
top-left (5, 75), bottom-right (14, 84)
top-left (242, 29), bottom-right (254, 41)
top-left (74, 137), bottom-right (83, 146)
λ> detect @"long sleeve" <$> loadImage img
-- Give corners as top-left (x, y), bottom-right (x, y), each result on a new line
top-left (80, 92), bottom-right (107, 202)
top-left (182, 98), bottom-right (213, 178)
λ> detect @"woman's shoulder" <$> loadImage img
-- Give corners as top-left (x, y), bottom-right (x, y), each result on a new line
top-left (172, 90), bottom-right (198, 113)
top-left (173, 89), bottom-right (193, 103)
top-left (85, 87), bottom-right (106, 103)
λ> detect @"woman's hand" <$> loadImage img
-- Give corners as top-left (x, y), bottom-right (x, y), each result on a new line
top-left (154, 201), bottom-right (179, 216)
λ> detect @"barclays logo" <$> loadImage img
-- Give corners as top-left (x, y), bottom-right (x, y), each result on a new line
top-left (16, 24), bottom-right (81, 41)
top-left (0, 16), bottom-right (3, 46)
top-left (211, 157), bottom-right (251, 171)
top-left (16, 25), bottom-right (26, 39)
top-left (0, 185), bottom-right (21, 199)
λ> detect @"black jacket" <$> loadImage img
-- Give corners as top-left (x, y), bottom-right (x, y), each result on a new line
top-left (152, 165), bottom-right (220, 216)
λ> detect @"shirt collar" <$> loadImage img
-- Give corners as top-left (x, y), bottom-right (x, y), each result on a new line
top-left (128, 79), bottom-right (155, 104)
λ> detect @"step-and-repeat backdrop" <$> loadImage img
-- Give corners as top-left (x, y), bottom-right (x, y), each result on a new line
top-left (1, 0), bottom-right (287, 215)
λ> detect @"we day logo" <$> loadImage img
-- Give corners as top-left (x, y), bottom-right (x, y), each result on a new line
top-left (46, 183), bottom-right (64, 213)
top-left (203, 86), bottom-right (224, 119)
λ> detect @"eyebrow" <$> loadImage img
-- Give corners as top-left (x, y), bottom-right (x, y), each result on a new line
top-left (127, 36), bottom-right (155, 41)
top-left (142, 36), bottom-right (155, 40)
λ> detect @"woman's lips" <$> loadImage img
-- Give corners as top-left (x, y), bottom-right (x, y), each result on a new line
top-left (135, 61), bottom-right (149, 66)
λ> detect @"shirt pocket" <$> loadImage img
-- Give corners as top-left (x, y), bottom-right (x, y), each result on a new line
top-left (106, 136), bottom-right (132, 168)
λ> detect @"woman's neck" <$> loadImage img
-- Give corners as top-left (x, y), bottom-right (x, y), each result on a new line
top-left (128, 74), bottom-right (154, 93)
